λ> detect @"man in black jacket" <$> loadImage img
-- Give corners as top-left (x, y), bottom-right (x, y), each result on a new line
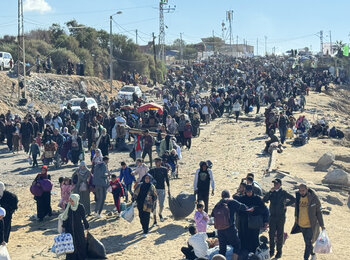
top-left (20, 117), bottom-right (34, 153)
top-left (263, 178), bottom-right (295, 258)
top-left (0, 182), bottom-right (18, 243)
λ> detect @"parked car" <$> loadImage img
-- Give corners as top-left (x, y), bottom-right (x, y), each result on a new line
top-left (60, 97), bottom-right (98, 111)
top-left (117, 85), bottom-right (142, 101)
top-left (0, 52), bottom-right (13, 70)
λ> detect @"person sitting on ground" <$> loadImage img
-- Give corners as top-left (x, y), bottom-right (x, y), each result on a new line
top-left (180, 225), bottom-right (216, 260)
top-left (264, 129), bottom-right (279, 154)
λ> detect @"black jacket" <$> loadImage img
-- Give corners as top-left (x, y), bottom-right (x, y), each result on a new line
top-left (263, 188), bottom-right (295, 218)
top-left (0, 191), bottom-right (18, 216)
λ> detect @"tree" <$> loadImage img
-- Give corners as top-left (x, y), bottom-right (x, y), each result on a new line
top-left (335, 41), bottom-right (345, 58)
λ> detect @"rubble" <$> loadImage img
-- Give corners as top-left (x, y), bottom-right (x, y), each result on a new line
top-left (322, 168), bottom-right (350, 187)
top-left (315, 152), bottom-right (335, 171)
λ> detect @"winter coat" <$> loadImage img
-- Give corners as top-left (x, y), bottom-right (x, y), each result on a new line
top-left (295, 189), bottom-right (324, 243)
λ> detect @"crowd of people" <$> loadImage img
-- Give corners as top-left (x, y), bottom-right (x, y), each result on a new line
top-left (0, 54), bottom-right (338, 259)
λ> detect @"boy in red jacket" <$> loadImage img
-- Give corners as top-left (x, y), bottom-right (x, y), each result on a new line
top-left (110, 174), bottom-right (125, 213)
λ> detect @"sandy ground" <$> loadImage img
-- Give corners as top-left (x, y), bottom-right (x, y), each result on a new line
top-left (1, 89), bottom-right (350, 260)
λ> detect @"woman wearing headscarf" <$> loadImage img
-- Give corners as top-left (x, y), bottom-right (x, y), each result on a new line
top-left (91, 149), bottom-right (103, 173)
top-left (159, 135), bottom-right (173, 158)
top-left (97, 128), bottom-right (110, 156)
top-left (70, 129), bottom-right (82, 166)
top-left (33, 166), bottom-right (52, 221)
top-left (60, 194), bottom-right (89, 260)
top-left (0, 182), bottom-right (18, 243)
top-left (133, 174), bottom-right (157, 237)
top-left (72, 162), bottom-right (91, 216)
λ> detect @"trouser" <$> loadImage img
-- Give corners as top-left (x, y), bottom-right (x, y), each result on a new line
top-left (6, 136), bottom-right (12, 151)
top-left (112, 193), bottom-right (121, 212)
top-left (124, 183), bottom-right (133, 202)
top-left (197, 192), bottom-right (209, 213)
top-left (135, 150), bottom-right (142, 159)
top-left (269, 216), bottom-right (285, 254)
top-left (142, 148), bottom-right (152, 168)
top-left (179, 131), bottom-right (184, 145)
top-left (155, 145), bottom-right (160, 156)
top-left (256, 103), bottom-right (260, 114)
top-left (181, 245), bottom-right (196, 260)
top-left (32, 154), bottom-right (38, 167)
top-left (22, 138), bottom-right (30, 153)
top-left (138, 206), bottom-right (150, 234)
top-left (4, 215), bottom-right (12, 243)
top-left (184, 138), bottom-right (191, 149)
top-left (153, 189), bottom-right (165, 216)
top-left (301, 227), bottom-right (315, 260)
top-left (218, 226), bottom-right (241, 256)
top-left (95, 186), bottom-right (107, 214)
top-left (235, 111), bottom-right (240, 122)
top-left (279, 127), bottom-right (287, 144)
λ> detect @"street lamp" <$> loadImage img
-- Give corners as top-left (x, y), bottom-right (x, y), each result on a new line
top-left (110, 11), bottom-right (122, 93)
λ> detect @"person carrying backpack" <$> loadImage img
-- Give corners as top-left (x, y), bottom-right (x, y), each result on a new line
top-left (211, 190), bottom-right (253, 260)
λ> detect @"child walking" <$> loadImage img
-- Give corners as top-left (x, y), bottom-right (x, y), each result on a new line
top-left (58, 177), bottom-right (75, 209)
top-left (29, 139), bottom-right (40, 167)
top-left (194, 201), bottom-right (209, 232)
top-left (110, 174), bottom-right (125, 213)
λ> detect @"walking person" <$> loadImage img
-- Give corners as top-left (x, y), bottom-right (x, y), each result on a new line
top-left (263, 178), bottom-right (295, 258)
top-left (0, 182), bottom-right (18, 243)
top-left (33, 166), bottom-right (53, 221)
top-left (132, 159), bottom-right (149, 187)
top-left (60, 194), bottom-right (89, 260)
top-left (29, 139), bottom-right (40, 167)
top-left (232, 99), bottom-right (241, 122)
top-left (183, 120), bottom-right (193, 150)
top-left (119, 162), bottom-right (135, 202)
top-left (295, 184), bottom-right (325, 260)
top-left (109, 174), bottom-right (124, 213)
top-left (70, 129), bottom-right (83, 166)
top-left (193, 161), bottom-right (215, 213)
top-left (20, 117), bottom-right (34, 153)
top-left (72, 161), bottom-right (91, 216)
top-left (92, 156), bottom-right (110, 218)
top-left (278, 111), bottom-right (289, 145)
top-left (4, 121), bottom-right (15, 152)
top-left (97, 128), bottom-right (111, 156)
top-left (133, 174), bottom-right (157, 237)
top-left (211, 190), bottom-right (252, 260)
top-left (12, 123), bottom-right (21, 153)
top-left (149, 158), bottom-right (170, 224)
top-left (142, 130), bottom-right (154, 167)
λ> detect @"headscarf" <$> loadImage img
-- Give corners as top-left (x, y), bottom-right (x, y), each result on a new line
top-left (92, 149), bottom-right (103, 165)
top-left (38, 165), bottom-right (48, 179)
top-left (0, 207), bottom-right (6, 217)
top-left (79, 161), bottom-right (89, 175)
top-left (0, 182), bottom-right (5, 198)
top-left (59, 194), bottom-right (80, 221)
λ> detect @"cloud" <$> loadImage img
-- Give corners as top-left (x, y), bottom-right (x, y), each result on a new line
top-left (23, 0), bottom-right (52, 14)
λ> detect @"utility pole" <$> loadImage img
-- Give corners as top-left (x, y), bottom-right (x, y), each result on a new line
top-left (320, 30), bottom-right (324, 55)
top-left (109, 15), bottom-right (113, 93)
top-left (264, 35), bottom-right (267, 56)
top-left (226, 10), bottom-right (234, 55)
top-left (329, 30), bottom-right (332, 55)
top-left (17, 0), bottom-right (26, 100)
top-left (256, 38), bottom-right (259, 56)
top-left (212, 30), bottom-right (215, 53)
top-left (152, 32), bottom-right (157, 84)
top-left (180, 32), bottom-right (183, 64)
top-left (159, 0), bottom-right (175, 63)
top-left (135, 29), bottom-right (138, 45)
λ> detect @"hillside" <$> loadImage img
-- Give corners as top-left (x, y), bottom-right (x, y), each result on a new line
top-left (0, 71), bottom-right (127, 115)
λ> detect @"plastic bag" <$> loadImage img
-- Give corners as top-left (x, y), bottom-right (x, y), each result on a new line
top-left (27, 157), bottom-right (32, 166)
top-left (54, 233), bottom-right (74, 256)
top-left (314, 230), bottom-right (332, 254)
top-left (120, 203), bottom-right (134, 223)
top-left (87, 233), bottom-right (107, 259)
top-left (57, 218), bottom-right (63, 234)
top-left (107, 186), bottom-right (112, 193)
top-left (0, 245), bottom-right (11, 260)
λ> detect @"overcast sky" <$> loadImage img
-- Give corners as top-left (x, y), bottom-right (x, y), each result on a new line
top-left (1, 0), bottom-right (349, 54)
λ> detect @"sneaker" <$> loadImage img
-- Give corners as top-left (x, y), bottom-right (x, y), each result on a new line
top-left (275, 252), bottom-right (282, 259)
top-left (143, 233), bottom-right (147, 238)
top-left (153, 220), bottom-right (158, 226)
top-left (159, 214), bottom-right (164, 222)
top-left (310, 255), bottom-right (317, 260)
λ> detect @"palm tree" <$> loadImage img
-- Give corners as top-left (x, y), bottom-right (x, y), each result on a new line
top-left (335, 40), bottom-right (345, 57)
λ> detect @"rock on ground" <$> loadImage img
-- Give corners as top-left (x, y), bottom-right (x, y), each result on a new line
top-left (315, 152), bottom-right (335, 171)
top-left (322, 168), bottom-right (350, 186)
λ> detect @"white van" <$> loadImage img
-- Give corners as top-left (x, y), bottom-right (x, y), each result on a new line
top-left (0, 52), bottom-right (13, 70)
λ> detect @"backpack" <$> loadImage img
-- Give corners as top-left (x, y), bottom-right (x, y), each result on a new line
top-left (213, 201), bottom-right (231, 230)
top-left (329, 127), bottom-right (337, 138)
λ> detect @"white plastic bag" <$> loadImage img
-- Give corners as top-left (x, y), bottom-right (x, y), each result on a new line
top-left (54, 233), bottom-right (74, 256)
top-left (27, 157), bottom-right (32, 166)
top-left (314, 230), bottom-right (332, 254)
top-left (255, 247), bottom-right (270, 260)
top-left (120, 203), bottom-right (135, 223)
top-left (107, 186), bottom-right (112, 193)
top-left (0, 245), bottom-right (11, 260)
top-left (57, 218), bottom-right (63, 234)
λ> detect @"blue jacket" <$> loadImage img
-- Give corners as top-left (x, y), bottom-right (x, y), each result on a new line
top-left (119, 167), bottom-right (135, 185)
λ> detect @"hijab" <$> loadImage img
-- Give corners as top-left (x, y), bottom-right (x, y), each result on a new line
top-left (78, 161), bottom-right (89, 176)
top-left (0, 182), bottom-right (5, 198)
top-left (92, 149), bottom-right (103, 164)
top-left (38, 165), bottom-right (48, 179)
top-left (59, 194), bottom-right (80, 221)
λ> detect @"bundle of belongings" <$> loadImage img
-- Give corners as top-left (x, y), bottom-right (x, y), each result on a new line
top-left (169, 192), bottom-right (195, 220)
